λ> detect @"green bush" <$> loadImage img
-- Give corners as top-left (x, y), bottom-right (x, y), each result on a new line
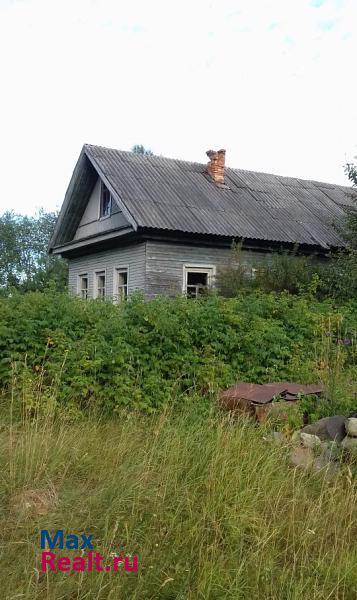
top-left (0, 289), bottom-right (356, 415)
top-left (216, 244), bottom-right (357, 302)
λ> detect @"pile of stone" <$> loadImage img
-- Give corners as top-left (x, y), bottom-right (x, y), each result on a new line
top-left (290, 415), bottom-right (357, 472)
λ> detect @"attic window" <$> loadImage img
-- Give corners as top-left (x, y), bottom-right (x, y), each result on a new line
top-left (100, 182), bottom-right (112, 218)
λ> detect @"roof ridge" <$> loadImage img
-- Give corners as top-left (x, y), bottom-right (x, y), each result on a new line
top-left (83, 143), bottom-right (353, 190)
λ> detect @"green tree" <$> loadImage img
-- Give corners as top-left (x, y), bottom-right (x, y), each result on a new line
top-left (344, 157), bottom-right (357, 248)
top-left (131, 144), bottom-right (154, 156)
top-left (0, 210), bottom-right (67, 292)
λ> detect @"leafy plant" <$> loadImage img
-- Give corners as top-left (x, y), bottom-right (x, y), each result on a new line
top-left (0, 289), bottom-right (356, 416)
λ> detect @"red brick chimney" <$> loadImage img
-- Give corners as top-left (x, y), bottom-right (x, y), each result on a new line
top-left (206, 149), bottom-right (226, 184)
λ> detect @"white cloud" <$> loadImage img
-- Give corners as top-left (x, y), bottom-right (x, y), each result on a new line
top-left (0, 0), bottom-right (356, 215)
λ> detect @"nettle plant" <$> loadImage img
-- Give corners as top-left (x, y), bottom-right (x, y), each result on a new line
top-left (0, 289), bottom-right (356, 416)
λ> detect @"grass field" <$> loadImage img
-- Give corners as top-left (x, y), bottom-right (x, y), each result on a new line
top-left (1, 402), bottom-right (356, 600)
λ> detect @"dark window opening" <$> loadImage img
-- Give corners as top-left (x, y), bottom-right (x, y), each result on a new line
top-left (100, 183), bottom-right (112, 218)
top-left (186, 271), bottom-right (208, 297)
top-left (96, 271), bottom-right (106, 298)
top-left (117, 269), bottom-right (128, 302)
top-left (79, 274), bottom-right (88, 299)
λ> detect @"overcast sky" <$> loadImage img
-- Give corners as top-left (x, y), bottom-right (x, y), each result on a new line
top-left (0, 0), bottom-right (356, 216)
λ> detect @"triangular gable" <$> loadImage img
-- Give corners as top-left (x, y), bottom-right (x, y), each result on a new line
top-left (49, 146), bottom-right (138, 250)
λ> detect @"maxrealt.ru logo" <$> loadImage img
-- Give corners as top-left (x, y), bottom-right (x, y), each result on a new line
top-left (40, 530), bottom-right (138, 573)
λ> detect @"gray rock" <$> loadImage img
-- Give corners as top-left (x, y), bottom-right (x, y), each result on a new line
top-left (301, 415), bottom-right (346, 442)
top-left (345, 418), bottom-right (357, 438)
top-left (320, 441), bottom-right (341, 461)
top-left (341, 436), bottom-right (357, 453)
top-left (290, 446), bottom-right (314, 469)
top-left (313, 456), bottom-right (340, 476)
top-left (301, 432), bottom-right (322, 449)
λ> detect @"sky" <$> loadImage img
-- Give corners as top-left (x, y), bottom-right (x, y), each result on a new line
top-left (0, 0), bottom-right (356, 216)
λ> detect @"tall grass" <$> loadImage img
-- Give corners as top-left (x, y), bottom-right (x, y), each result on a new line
top-left (1, 397), bottom-right (356, 599)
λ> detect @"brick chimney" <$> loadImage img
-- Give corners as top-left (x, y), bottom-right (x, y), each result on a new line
top-left (206, 149), bottom-right (226, 184)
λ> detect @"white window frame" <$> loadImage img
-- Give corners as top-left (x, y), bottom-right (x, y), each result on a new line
top-left (113, 266), bottom-right (129, 303)
top-left (182, 264), bottom-right (216, 297)
top-left (94, 269), bottom-right (106, 299)
top-left (78, 273), bottom-right (89, 299)
top-left (99, 181), bottom-right (112, 220)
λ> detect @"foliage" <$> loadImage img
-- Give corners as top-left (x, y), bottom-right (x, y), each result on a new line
top-left (0, 405), bottom-right (356, 598)
top-left (298, 318), bottom-right (357, 422)
top-left (0, 210), bottom-right (67, 292)
top-left (131, 144), bottom-right (154, 156)
top-left (315, 249), bottom-right (357, 302)
top-left (0, 290), bottom-right (356, 416)
top-left (254, 247), bottom-right (318, 295)
top-left (215, 242), bottom-right (253, 297)
top-left (344, 155), bottom-right (357, 248)
top-left (217, 242), bottom-right (357, 302)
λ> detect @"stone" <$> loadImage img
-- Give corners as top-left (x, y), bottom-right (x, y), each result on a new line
top-left (313, 456), bottom-right (340, 476)
top-left (345, 418), bottom-right (357, 438)
top-left (301, 415), bottom-right (346, 442)
top-left (290, 446), bottom-right (314, 469)
top-left (320, 441), bottom-right (341, 461)
top-left (341, 436), bottom-right (357, 454)
top-left (300, 432), bottom-right (322, 449)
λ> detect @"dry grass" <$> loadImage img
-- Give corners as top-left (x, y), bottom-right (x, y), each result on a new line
top-left (0, 402), bottom-right (356, 599)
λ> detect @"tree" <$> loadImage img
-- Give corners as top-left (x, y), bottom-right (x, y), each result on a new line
top-left (0, 210), bottom-right (67, 292)
top-left (344, 157), bottom-right (357, 248)
top-left (131, 144), bottom-right (154, 156)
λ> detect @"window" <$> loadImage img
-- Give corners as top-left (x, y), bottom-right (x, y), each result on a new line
top-left (78, 274), bottom-right (88, 299)
top-left (183, 265), bottom-right (215, 298)
top-left (99, 182), bottom-right (112, 218)
top-left (251, 267), bottom-right (258, 280)
top-left (115, 268), bottom-right (128, 302)
top-left (95, 271), bottom-right (106, 299)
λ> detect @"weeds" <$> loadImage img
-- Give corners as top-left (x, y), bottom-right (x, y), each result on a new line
top-left (0, 398), bottom-right (356, 599)
top-left (0, 289), bottom-right (356, 415)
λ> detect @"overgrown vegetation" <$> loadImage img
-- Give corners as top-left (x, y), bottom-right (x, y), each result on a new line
top-left (0, 290), bottom-right (355, 418)
top-left (344, 155), bottom-right (357, 248)
top-left (216, 243), bottom-right (357, 302)
top-left (0, 402), bottom-right (356, 599)
top-left (0, 210), bottom-right (67, 292)
top-left (0, 161), bottom-right (357, 599)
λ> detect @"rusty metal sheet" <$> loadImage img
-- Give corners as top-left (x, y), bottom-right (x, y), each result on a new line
top-left (268, 382), bottom-right (323, 398)
top-left (219, 382), bottom-right (285, 405)
top-left (218, 395), bottom-right (256, 417)
top-left (219, 382), bottom-right (323, 413)
top-left (254, 401), bottom-right (299, 423)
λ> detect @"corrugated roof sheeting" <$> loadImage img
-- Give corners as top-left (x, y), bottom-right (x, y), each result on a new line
top-left (84, 145), bottom-right (356, 248)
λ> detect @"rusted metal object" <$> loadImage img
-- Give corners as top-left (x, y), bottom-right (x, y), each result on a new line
top-left (219, 381), bottom-right (323, 421)
top-left (254, 401), bottom-right (299, 423)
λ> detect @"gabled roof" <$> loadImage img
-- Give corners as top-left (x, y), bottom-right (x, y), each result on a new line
top-left (50, 143), bottom-right (356, 251)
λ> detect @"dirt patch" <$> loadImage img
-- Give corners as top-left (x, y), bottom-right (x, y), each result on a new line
top-left (9, 484), bottom-right (58, 516)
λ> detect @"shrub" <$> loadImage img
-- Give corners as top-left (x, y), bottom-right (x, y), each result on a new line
top-left (0, 289), bottom-right (356, 415)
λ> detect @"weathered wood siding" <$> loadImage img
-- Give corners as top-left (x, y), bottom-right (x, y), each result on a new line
top-left (67, 240), bottom-right (271, 299)
top-left (145, 241), bottom-right (269, 298)
top-left (74, 177), bottom-right (130, 241)
top-left (68, 243), bottom-right (146, 297)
